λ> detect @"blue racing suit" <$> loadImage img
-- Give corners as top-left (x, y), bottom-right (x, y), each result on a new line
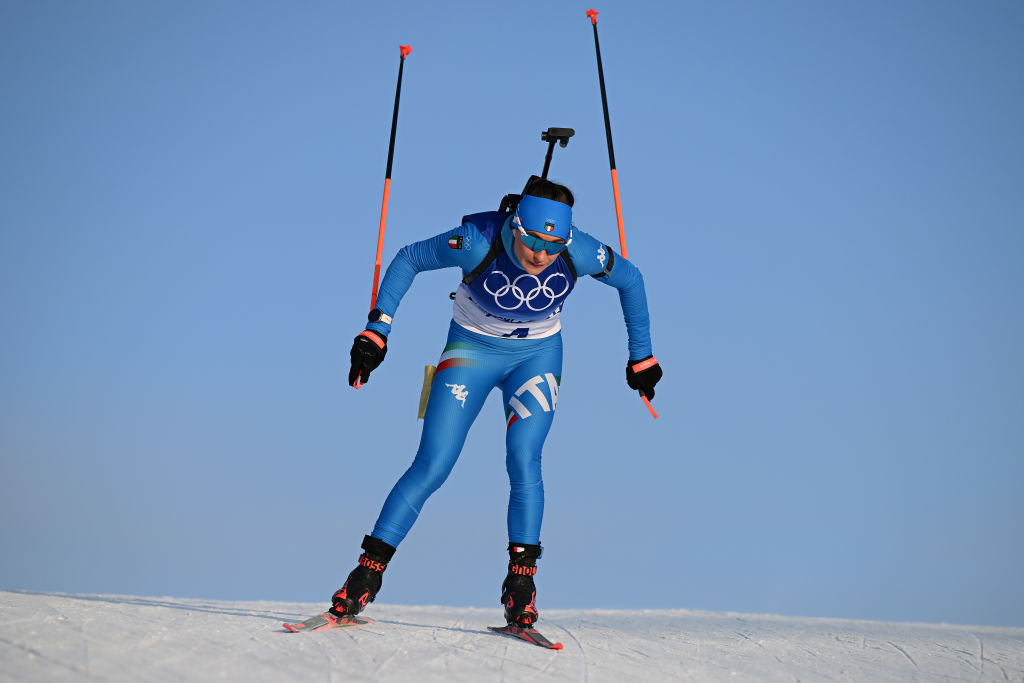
top-left (363, 211), bottom-right (653, 548)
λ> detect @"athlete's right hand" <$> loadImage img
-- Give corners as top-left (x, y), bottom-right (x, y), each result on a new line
top-left (349, 330), bottom-right (388, 387)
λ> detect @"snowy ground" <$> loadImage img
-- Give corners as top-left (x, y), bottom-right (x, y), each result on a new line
top-left (2, 591), bottom-right (1023, 682)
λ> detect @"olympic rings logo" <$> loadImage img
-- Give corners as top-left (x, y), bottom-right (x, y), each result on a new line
top-left (482, 271), bottom-right (570, 311)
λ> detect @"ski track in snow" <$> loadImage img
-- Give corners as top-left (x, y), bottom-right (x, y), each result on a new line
top-left (2, 591), bottom-right (1023, 682)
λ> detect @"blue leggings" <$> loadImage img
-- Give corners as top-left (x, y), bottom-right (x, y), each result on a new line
top-left (371, 321), bottom-right (562, 548)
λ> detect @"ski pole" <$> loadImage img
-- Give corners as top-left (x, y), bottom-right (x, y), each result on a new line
top-left (587, 9), bottom-right (658, 420)
top-left (355, 44), bottom-right (410, 391)
top-left (370, 44), bottom-right (412, 310)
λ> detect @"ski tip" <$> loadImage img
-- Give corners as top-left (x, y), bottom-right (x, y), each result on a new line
top-left (489, 625), bottom-right (564, 650)
top-left (282, 622), bottom-right (304, 632)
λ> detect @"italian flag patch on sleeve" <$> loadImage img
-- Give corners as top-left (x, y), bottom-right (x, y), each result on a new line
top-left (448, 236), bottom-right (463, 249)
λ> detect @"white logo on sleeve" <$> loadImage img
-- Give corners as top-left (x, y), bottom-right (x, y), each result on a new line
top-left (597, 245), bottom-right (606, 268)
top-left (445, 383), bottom-right (469, 407)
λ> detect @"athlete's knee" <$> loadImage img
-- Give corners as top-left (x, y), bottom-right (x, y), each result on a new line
top-left (508, 478), bottom-right (544, 505)
top-left (405, 450), bottom-right (458, 495)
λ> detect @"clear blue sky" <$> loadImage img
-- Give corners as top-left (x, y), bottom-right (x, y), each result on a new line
top-left (2, 1), bottom-right (1022, 628)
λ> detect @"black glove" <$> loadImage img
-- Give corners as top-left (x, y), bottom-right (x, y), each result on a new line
top-left (626, 355), bottom-right (662, 400)
top-left (349, 330), bottom-right (388, 387)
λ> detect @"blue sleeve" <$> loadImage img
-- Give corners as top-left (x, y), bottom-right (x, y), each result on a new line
top-left (365, 222), bottom-right (490, 337)
top-left (568, 227), bottom-right (654, 360)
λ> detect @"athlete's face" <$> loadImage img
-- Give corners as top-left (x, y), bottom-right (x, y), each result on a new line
top-left (514, 230), bottom-right (564, 275)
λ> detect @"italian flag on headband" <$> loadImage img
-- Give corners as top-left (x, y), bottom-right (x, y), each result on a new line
top-left (544, 221), bottom-right (556, 232)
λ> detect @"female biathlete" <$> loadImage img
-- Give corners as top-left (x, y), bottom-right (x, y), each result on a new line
top-left (332, 178), bottom-right (661, 628)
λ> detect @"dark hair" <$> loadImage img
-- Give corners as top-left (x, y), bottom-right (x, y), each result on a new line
top-left (523, 177), bottom-right (574, 207)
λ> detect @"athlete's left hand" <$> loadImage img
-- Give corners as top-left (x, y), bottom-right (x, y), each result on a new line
top-left (626, 356), bottom-right (662, 400)
top-left (349, 330), bottom-right (388, 387)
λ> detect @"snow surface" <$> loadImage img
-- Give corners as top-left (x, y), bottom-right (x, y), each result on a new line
top-left (2, 591), bottom-right (1023, 682)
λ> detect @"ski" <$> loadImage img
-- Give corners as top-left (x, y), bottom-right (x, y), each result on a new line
top-left (488, 624), bottom-right (564, 650)
top-left (282, 612), bottom-right (371, 632)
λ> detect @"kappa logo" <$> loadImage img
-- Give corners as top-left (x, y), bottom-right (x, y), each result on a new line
top-left (597, 245), bottom-right (607, 268)
top-left (445, 383), bottom-right (469, 407)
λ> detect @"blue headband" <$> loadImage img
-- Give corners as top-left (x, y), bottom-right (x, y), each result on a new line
top-left (513, 194), bottom-right (573, 242)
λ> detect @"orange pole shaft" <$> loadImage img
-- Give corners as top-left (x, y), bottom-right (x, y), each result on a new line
top-left (642, 394), bottom-right (659, 419)
top-left (370, 177), bottom-right (391, 309)
top-left (610, 168), bottom-right (627, 260)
